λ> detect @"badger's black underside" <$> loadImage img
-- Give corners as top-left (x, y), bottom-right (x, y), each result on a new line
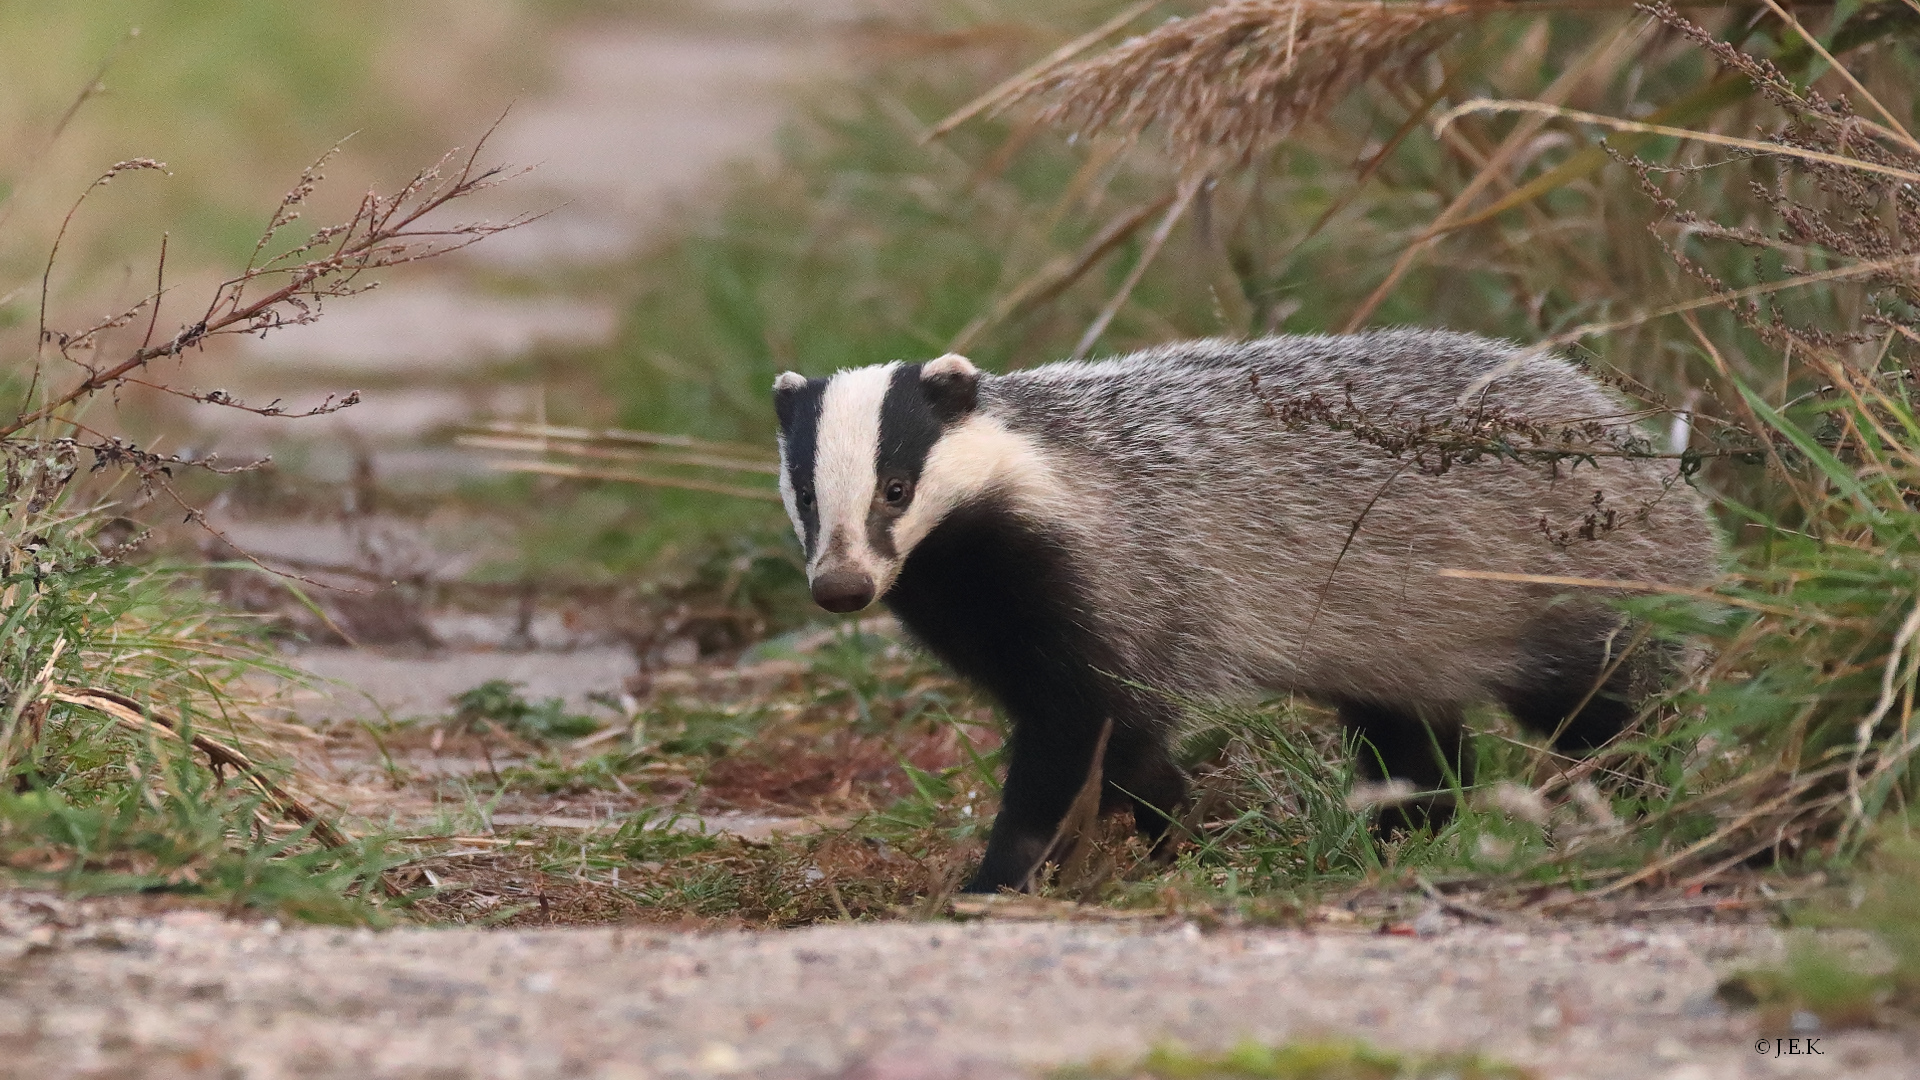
top-left (884, 499), bottom-right (1187, 893)
top-left (886, 501), bottom-right (1652, 893)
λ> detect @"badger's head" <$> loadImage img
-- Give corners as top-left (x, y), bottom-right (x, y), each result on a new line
top-left (773, 354), bottom-right (985, 613)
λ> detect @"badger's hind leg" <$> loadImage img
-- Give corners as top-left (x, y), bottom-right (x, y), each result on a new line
top-left (1498, 617), bottom-right (1665, 752)
top-left (1100, 723), bottom-right (1188, 853)
top-left (1338, 700), bottom-right (1471, 834)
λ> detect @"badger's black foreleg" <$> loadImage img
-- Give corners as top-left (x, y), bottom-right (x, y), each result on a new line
top-left (1338, 700), bottom-right (1470, 834)
top-left (968, 712), bottom-right (1186, 894)
top-left (969, 710), bottom-right (1102, 893)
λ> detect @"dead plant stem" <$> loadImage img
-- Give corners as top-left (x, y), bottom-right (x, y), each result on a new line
top-left (1072, 176), bottom-right (1200, 360)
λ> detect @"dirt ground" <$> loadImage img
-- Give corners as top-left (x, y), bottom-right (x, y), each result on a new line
top-left (1, 891), bottom-right (1910, 1080)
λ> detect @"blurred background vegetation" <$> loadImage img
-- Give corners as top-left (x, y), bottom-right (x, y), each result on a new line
top-left (0, 1), bottom-right (542, 279)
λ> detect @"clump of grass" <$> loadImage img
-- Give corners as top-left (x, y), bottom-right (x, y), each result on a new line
top-left (1718, 835), bottom-right (1920, 1030)
top-left (1507, 3), bottom-right (1920, 893)
top-left (451, 679), bottom-right (601, 743)
top-left (1, 759), bottom-right (391, 926)
top-left (1058, 1038), bottom-right (1531, 1080)
top-left (0, 477), bottom-right (393, 922)
top-left (498, 750), bottom-right (636, 796)
top-left (1166, 698), bottom-right (1377, 890)
top-left (646, 698), bottom-right (767, 759)
top-left (1, 51), bottom-right (525, 918)
top-left (606, 826), bottom-right (956, 926)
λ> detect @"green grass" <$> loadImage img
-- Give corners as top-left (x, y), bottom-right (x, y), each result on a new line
top-left (1718, 835), bottom-right (1920, 1030)
top-left (0, 1), bottom-right (539, 280)
top-left (451, 679), bottom-right (602, 742)
top-left (1058, 1039), bottom-right (1531, 1080)
top-left (0, 463), bottom-right (391, 922)
top-left (1, 762), bottom-right (390, 926)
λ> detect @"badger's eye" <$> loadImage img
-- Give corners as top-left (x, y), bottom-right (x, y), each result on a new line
top-left (796, 486), bottom-right (815, 509)
top-left (883, 477), bottom-right (913, 507)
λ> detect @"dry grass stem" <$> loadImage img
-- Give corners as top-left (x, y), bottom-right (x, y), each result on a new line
top-left (1849, 598), bottom-right (1920, 821)
top-left (949, 192), bottom-right (1175, 354)
top-left (1433, 569), bottom-right (1832, 623)
top-left (460, 420), bottom-right (783, 501)
top-left (1021, 717), bottom-right (1112, 893)
top-left (50, 686), bottom-right (351, 851)
top-left (482, 460), bottom-right (783, 503)
top-left (1434, 100), bottom-right (1920, 184)
top-left (1546, 252), bottom-right (1920, 347)
top-left (1758, 0), bottom-right (1918, 152)
top-left (1675, 311), bottom-right (1820, 511)
top-left (927, 0), bottom-right (1164, 142)
top-left (459, 421), bottom-right (774, 463)
top-left (459, 435), bottom-right (780, 476)
top-left (1342, 18), bottom-right (1643, 329)
top-left (1073, 176), bottom-right (1201, 359)
top-left (1277, 81), bottom-right (1445, 271)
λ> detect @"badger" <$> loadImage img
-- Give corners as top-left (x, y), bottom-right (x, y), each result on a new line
top-left (772, 331), bottom-right (1718, 893)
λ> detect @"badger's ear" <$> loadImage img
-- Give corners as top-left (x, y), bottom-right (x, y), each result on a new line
top-left (773, 371), bottom-right (808, 428)
top-left (920, 354), bottom-right (980, 423)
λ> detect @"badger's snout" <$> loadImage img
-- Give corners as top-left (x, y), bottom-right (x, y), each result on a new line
top-left (811, 570), bottom-right (876, 613)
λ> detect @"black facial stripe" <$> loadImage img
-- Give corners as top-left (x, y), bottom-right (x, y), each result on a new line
top-left (869, 364), bottom-right (946, 556)
top-left (878, 364), bottom-right (945, 472)
top-left (775, 377), bottom-right (828, 554)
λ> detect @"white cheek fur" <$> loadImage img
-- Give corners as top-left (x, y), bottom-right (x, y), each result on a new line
top-left (892, 414), bottom-right (1064, 554)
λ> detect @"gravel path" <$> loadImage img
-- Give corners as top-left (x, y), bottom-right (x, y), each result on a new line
top-left (1, 895), bottom-right (1910, 1080)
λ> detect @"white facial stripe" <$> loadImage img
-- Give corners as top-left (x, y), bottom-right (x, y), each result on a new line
top-left (891, 414), bottom-right (1063, 556)
top-left (811, 362), bottom-right (897, 576)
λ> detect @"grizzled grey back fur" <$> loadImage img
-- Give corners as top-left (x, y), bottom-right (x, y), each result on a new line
top-left (969, 330), bottom-right (1715, 710)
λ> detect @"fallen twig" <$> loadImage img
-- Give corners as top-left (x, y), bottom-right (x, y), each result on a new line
top-left (1414, 875), bottom-right (1516, 925)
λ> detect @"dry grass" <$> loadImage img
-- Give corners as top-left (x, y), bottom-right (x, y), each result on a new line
top-left (1002, 1), bottom-right (1469, 171)
top-left (457, 421), bottom-right (783, 503)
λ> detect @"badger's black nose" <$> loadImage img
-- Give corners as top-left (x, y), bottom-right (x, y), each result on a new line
top-left (811, 570), bottom-right (875, 613)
